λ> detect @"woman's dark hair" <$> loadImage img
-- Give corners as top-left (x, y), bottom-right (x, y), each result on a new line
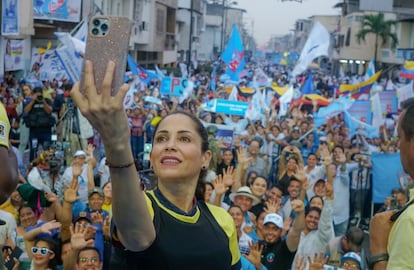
top-left (205, 182), bottom-right (214, 190)
top-left (34, 237), bottom-right (58, 269)
top-left (152, 111), bottom-right (209, 200)
top-left (246, 170), bottom-right (258, 186)
top-left (17, 203), bottom-right (35, 226)
top-left (251, 175), bottom-right (268, 186)
top-left (333, 145), bottom-right (345, 153)
top-left (305, 206), bottom-right (322, 217)
top-left (309, 195), bottom-right (325, 207)
top-left (228, 204), bottom-right (245, 215)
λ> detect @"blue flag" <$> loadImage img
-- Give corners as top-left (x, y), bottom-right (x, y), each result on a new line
top-left (210, 65), bottom-right (217, 92)
top-left (372, 152), bottom-right (403, 203)
top-left (127, 54), bottom-right (152, 84)
top-left (344, 111), bottom-right (379, 138)
top-left (221, 24), bottom-right (245, 82)
top-left (302, 74), bottom-right (314, 95)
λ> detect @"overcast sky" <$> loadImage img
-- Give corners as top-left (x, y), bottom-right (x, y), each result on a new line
top-left (236, 0), bottom-right (341, 46)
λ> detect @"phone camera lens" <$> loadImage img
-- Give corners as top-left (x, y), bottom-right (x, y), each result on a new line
top-left (100, 23), bottom-right (108, 31)
top-left (93, 19), bottom-right (100, 26)
top-left (91, 28), bottom-right (99, 35)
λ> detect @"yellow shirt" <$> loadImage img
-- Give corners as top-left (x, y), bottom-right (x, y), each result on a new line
top-left (102, 203), bottom-right (112, 219)
top-left (387, 201), bottom-right (414, 269)
top-left (0, 103), bottom-right (10, 149)
top-left (0, 199), bottom-right (18, 222)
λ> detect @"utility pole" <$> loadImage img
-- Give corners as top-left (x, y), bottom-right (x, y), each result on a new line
top-left (220, 0), bottom-right (225, 54)
top-left (188, 0), bottom-right (194, 75)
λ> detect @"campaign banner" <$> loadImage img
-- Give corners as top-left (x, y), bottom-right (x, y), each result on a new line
top-left (1, 0), bottom-right (19, 35)
top-left (378, 90), bottom-right (398, 114)
top-left (31, 48), bottom-right (68, 81)
top-left (201, 121), bottom-right (234, 148)
top-left (5, 39), bottom-right (25, 71)
top-left (202, 99), bottom-right (248, 116)
top-left (55, 45), bottom-right (82, 83)
top-left (160, 77), bottom-right (188, 96)
top-left (347, 100), bottom-right (372, 124)
top-left (372, 152), bottom-right (403, 204)
top-left (34, 0), bottom-right (81, 23)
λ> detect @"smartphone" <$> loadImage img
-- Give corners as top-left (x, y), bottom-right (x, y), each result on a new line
top-left (4, 246), bottom-right (23, 269)
top-left (81, 15), bottom-right (132, 96)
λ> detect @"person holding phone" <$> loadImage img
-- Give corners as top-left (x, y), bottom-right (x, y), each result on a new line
top-left (71, 61), bottom-right (241, 269)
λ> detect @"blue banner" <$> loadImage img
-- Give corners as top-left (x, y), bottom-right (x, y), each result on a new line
top-left (347, 100), bottom-right (372, 124)
top-left (33, 0), bottom-right (81, 23)
top-left (160, 77), bottom-right (188, 97)
top-left (372, 152), bottom-right (404, 204)
top-left (378, 91), bottom-right (398, 114)
top-left (202, 99), bottom-right (248, 116)
top-left (2, 0), bottom-right (19, 35)
top-left (344, 111), bottom-right (378, 139)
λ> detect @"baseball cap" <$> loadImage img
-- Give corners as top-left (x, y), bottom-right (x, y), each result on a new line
top-left (88, 187), bottom-right (104, 198)
top-left (263, 213), bottom-right (283, 229)
top-left (73, 150), bottom-right (87, 158)
top-left (341, 252), bottom-right (362, 268)
top-left (73, 211), bottom-right (92, 224)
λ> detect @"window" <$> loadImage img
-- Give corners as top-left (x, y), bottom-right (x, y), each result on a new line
top-left (347, 16), bottom-right (353, 26)
top-left (156, 9), bottom-right (165, 33)
top-left (345, 28), bottom-right (351, 46)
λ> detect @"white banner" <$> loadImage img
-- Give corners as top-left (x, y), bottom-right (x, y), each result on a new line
top-left (370, 93), bottom-right (384, 128)
top-left (55, 32), bottom-right (83, 83)
top-left (5, 39), bottom-right (25, 71)
top-left (31, 48), bottom-right (68, 81)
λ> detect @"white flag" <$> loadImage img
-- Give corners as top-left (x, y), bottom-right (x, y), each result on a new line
top-left (397, 81), bottom-right (414, 108)
top-left (228, 86), bottom-right (238, 101)
top-left (371, 93), bottom-right (384, 128)
top-left (279, 85), bottom-right (294, 117)
top-left (364, 58), bottom-right (375, 81)
top-left (292, 21), bottom-right (330, 77)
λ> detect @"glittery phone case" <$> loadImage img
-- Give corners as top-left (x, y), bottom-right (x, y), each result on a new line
top-left (81, 16), bottom-right (132, 96)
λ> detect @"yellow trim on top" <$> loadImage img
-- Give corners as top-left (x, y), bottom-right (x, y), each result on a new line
top-left (205, 203), bottom-right (241, 266)
top-left (146, 190), bottom-right (200, 224)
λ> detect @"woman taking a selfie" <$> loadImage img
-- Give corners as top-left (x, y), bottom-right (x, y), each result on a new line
top-left (71, 61), bottom-right (241, 269)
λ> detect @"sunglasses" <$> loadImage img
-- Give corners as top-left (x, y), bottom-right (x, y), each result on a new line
top-left (32, 247), bottom-right (54, 255)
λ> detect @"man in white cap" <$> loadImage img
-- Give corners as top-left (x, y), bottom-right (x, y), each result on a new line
top-left (260, 199), bottom-right (305, 270)
top-left (62, 148), bottom-right (95, 203)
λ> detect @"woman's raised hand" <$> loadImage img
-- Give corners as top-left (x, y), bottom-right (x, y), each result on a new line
top-left (71, 60), bottom-right (130, 144)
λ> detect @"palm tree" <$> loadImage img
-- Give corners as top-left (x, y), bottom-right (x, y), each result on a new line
top-left (356, 13), bottom-right (398, 67)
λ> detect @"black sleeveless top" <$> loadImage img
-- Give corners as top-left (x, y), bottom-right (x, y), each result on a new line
top-left (119, 191), bottom-right (241, 270)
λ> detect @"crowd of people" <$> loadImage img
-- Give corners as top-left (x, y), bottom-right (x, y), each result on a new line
top-left (0, 58), bottom-right (411, 270)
